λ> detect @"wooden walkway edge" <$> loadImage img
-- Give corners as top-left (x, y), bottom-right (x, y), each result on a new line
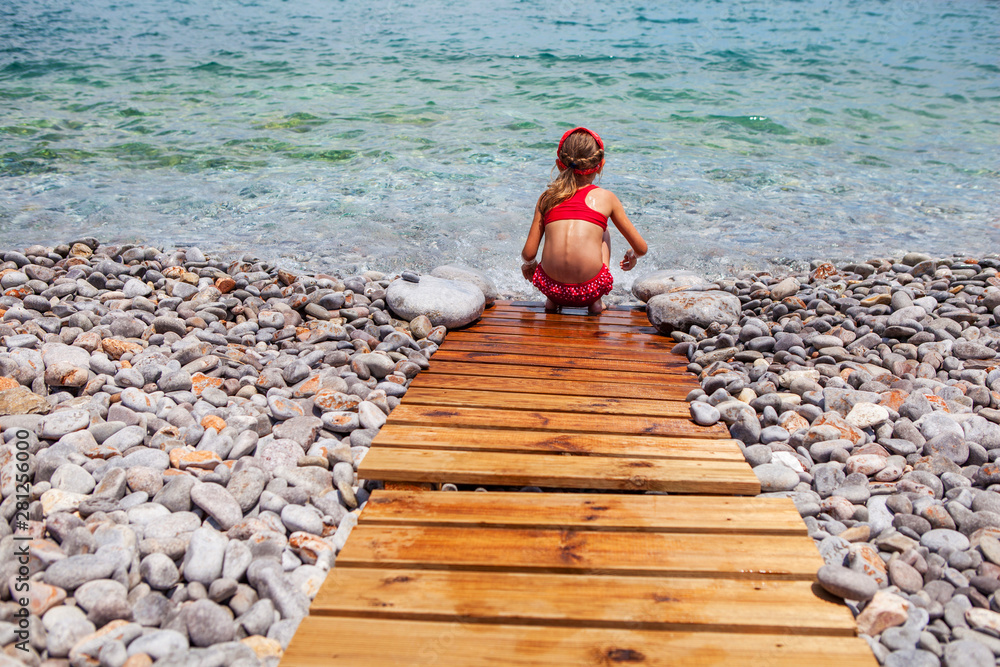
top-left (282, 301), bottom-right (874, 666)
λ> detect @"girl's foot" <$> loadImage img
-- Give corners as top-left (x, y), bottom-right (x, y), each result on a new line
top-left (588, 298), bottom-right (605, 314)
top-left (544, 298), bottom-right (560, 312)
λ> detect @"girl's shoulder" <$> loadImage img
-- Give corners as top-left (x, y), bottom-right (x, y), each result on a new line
top-left (586, 185), bottom-right (619, 203)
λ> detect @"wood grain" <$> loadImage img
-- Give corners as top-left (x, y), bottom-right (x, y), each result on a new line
top-left (358, 447), bottom-right (760, 494)
top-left (359, 490), bottom-right (806, 535)
top-left (370, 424), bottom-right (743, 462)
top-left (447, 329), bottom-right (675, 351)
top-left (423, 360), bottom-right (695, 384)
top-left (409, 372), bottom-right (695, 400)
top-left (401, 387), bottom-right (693, 418)
top-left (429, 350), bottom-right (684, 374)
top-left (337, 524), bottom-right (823, 579)
top-left (309, 568), bottom-right (855, 635)
top-left (440, 338), bottom-right (681, 363)
top-left (284, 617), bottom-right (878, 667)
top-left (385, 404), bottom-right (732, 439)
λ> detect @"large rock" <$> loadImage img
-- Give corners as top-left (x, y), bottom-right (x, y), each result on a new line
top-left (647, 291), bottom-right (741, 332)
top-left (0, 386), bottom-right (50, 415)
top-left (430, 264), bottom-right (497, 306)
top-left (386, 275), bottom-right (485, 328)
top-left (631, 270), bottom-right (710, 302)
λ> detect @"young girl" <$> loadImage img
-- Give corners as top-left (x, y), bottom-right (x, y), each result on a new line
top-left (520, 127), bottom-right (647, 314)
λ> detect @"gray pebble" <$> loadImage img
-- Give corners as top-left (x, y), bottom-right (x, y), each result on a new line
top-left (183, 526), bottom-right (228, 585)
top-left (817, 564), bottom-right (878, 601)
top-left (191, 481), bottom-right (243, 530)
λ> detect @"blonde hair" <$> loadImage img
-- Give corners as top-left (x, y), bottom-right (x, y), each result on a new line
top-left (538, 131), bottom-right (604, 216)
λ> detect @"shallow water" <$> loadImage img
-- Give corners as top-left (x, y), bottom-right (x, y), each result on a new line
top-left (1, 0), bottom-right (998, 294)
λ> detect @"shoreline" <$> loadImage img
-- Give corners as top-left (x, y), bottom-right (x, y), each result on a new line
top-left (0, 239), bottom-right (998, 665)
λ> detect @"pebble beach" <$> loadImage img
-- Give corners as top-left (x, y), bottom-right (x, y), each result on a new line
top-left (1, 240), bottom-right (1000, 667)
top-left (0, 239), bottom-right (464, 666)
top-left (641, 254), bottom-right (1000, 667)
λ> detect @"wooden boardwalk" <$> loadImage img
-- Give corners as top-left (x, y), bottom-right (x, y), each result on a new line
top-left (283, 302), bottom-right (874, 666)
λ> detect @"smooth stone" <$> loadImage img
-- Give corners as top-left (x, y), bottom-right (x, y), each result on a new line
top-left (126, 629), bottom-right (189, 660)
top-left (753, 463), bottom-right (800, 492)
top-left (920, 528), bottom-right (970, 552)
top-left (152, 475), bottom-right (196, 512)
top-left (39, 409), bottom-right (91, 439)
top-left (140, 553), bottom-right (180, 590)
top-left (430, 264), bottom-right (498, 306)
top-left (227, 468), bottom-right (268, 513)
top-left (358, 400), bottom-right (387, 429)
top-left (43, 605), bottom-right (95, 658)
top-left (182, 527), bottom-right (228, 585)
top-left (280, 505), bottom-right (324, 535)
top-left (648, 290), bottom-right (742, 332)
top-left (689, 401), bottom-right (720, 426)
top-left (816, 564), bottom-right (878, 601)
top-left (184, 599), bottom-right (235, 648)
top-left (943, 639), bottom-right (993, 667)
top-left (73, 578), bottom-right (128, 612)
top-left (884, 650), bottom-right (940, 667)
top-left (43, 553), bottom-right (117, 591)
top-left (888, 558), bottom-right (924, 594)
top-left (386, 274), bottom-right (485, 328)
top-left (51, 463), bottom-right (96, 494)
top-left (630, 269), bottom-right (710, 302)
top-left (190, 482), bottom-right (243, 530)
top-left (856, 590), bottom-right (911, 636)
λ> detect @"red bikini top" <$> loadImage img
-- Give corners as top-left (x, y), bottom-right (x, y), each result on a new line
top-left (542, 185), bottom-right (608, 230)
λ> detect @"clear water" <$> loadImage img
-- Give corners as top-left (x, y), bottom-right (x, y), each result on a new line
top-left (1, 0), bottom-right (998, 295)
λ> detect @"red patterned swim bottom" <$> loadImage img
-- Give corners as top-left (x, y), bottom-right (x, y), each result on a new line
top-left (531, 264), bottom-right (614, 307)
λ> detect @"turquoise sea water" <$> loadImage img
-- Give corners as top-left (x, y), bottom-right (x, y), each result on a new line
top-left (1, 0), bottom-right (998, 294)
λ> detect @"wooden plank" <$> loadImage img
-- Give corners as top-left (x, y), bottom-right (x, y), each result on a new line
top-left (493, 301), bottom-right (649, 321)
top-left (424, 360), bottom-right (695, 384)
top-left (337, 524), bottom-right (822, 579)
top-left (402, 387), bottom-right (693, 418)
top-left (458, 323), bottom-right (672, 344)
top-left (386, 404), bottom-right (731, 439)
top-left (371, 424), bottom-right (743, 462)
top-left (442, 339), bottom-right (681, 364)
top-left (285, 617), bottom-right (877, 667)
top-left (448, 330), bottom-right (676, 353)
top-left (429, 350), bottom-right (684, 374)
top-left (483, 308), bottom-right (650, 327)
top-left (358, 448), bottom-right (759, 494)
top-left (410, 373), bottom-right (695, 400)
top-left (309, 568), bottom-right (854, 635)
top-left (360, 490), bottom-right (807, 535)
top-left (474, 316), bottom-right (660, 335)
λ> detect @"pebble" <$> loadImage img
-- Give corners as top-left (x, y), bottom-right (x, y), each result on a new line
top-left (190, 482), bottom-right (243, 530)
top-left (663, 254), bottom-right (1000, 663)
top-left (943, 640), bottom-right (993, 667)
top-left (752, 463), bottom-right (800, 492)
top-left (10, 242), bottom-right (1000, 664)
top-left (817, 564), bottom-right (878, 601)
top-left (182, 527), bottom-right (228, 585)
top-left (689, 401), bottom-right (720, 426)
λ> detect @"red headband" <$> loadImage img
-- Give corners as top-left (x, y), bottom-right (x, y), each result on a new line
top-left (555, 127), bottom-right (604, 175)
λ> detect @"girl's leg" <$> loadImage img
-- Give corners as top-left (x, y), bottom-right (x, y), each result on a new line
top-left (544, 297), bottom-right (559, 311)
top-left (589, 230), bottom-right (612, 314)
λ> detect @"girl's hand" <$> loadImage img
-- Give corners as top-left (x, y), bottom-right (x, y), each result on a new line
top-left (521, 259), bottom-right (538, 281)
top-left (621, 249), bottom-right (637, 271)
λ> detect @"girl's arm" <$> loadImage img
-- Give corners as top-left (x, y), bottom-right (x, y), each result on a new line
top-left (520, 198), bottom-right (544, 280)
top-left (607, 193), bottom-right (647, 271)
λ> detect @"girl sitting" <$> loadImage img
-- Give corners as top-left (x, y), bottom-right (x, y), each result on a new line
top-left (520, 127), bottom-right (648, 314)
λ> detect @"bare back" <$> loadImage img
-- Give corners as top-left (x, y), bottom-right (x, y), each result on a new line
top-left (539, 186), bottom-right (612, 283)
top-left (522, 182), bottom-right (648, 285)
